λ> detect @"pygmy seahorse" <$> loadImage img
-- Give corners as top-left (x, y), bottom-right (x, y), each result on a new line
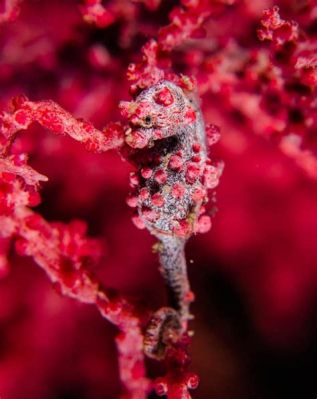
top-left (120, 80), bottom-right (222, 358)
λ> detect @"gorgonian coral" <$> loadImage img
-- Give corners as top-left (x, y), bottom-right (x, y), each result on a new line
top-left (1, 1), bottom-right (317, 399)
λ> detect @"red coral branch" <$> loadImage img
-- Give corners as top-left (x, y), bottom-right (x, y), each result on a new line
top-left (0, 95), bottom-right (124, 154)
top-left (0, 155), bottom-right (149, 398)
top-left (257, 6), bottom-right (317, 178)
top-left (126, 40), bottom-right (168, 94)
top-left (126, 0), bottom-right (236, 93)
top-left (258, 5), bottom-right (299, 47)
top-left (0, 93), bottom-right (147, 397)
top-left (158, 0), bottom-right (211, 51)
top-left (158, 0), bottom-right (237, 51)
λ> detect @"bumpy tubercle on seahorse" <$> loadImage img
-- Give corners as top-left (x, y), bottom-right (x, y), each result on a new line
top-left (120, 80), bottom-right (222, 359)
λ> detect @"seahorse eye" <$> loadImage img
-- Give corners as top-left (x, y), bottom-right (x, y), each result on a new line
top-left (144, 115), bottom-right (152, 125)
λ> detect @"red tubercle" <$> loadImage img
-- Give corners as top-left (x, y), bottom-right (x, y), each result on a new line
top-left (125, 130), bottom-right (149, 149)
top-left (194, 215), bottom-right (211, 234)
top-left (191, 154), bottom-right (201, 163)
top-left (203, 165), bottom-right (220, 189)
top-left (141, 167), bottom-right (153, 179)
top-left (178, 75), bottom-right (196, 92)
top-left (155, 87), bottom-right (174, 106)
top-left (142, 208), bottom-right (159, 222)
top-left (205, 124), bottom-right (220, 147)
top-left (126, 195), bottom-right (138, 208)
top-left (151, 193), bottom-right (165, 207)
top-left (168, 154), bottom-right (183, 171)
top-left (154, 169), bottom-right (167, 184)
top-left (131, 214), bottom-right (146, 230)
top-left (185, 162), bottom-right (201, 184)
top-left (172, 219), bottom-right (191, 237)
top-left (184, 290), bottom-right (195, 304)
top-left (184, 107), bottom-right (196, 123)
top-left (139, 187), bottom-right (150, 201)
top-left (119, 101), bottom-right (136, 119)
top-left (191, 186), bottom-right (206, 202)
top-left (129, 172), bottom-right (140, 188)
top-left (171, 182), bottom-right (185, 199)
top-left (192, 143), bottom-right (201, 153)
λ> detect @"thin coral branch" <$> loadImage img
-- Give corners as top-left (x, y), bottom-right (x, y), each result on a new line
top-left (158, 0), bottom-right (211, 51)
top-left (0, 156), bottom-right (149, 399)
top-left (0, 95), bottom-right (124, 154)
top-left (0, 98), bottom-right (146, 397)
top-left (125, 0), bottom-right (220, 93)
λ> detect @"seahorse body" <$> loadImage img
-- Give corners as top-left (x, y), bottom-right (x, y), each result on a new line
top-left (121, 80), bottom-right (221, 337)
